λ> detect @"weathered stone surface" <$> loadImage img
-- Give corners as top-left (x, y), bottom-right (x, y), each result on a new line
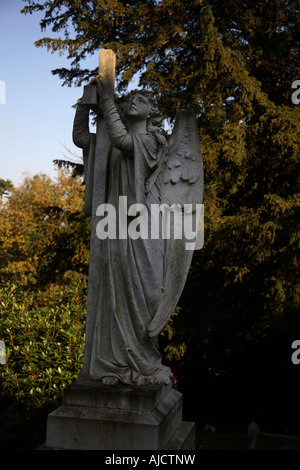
top-left (44, 383), bottom-right (195, 450)
top-left (63, 380), bottom-right (172, 411)
top-left (164, 421), bottom-right (195, 450)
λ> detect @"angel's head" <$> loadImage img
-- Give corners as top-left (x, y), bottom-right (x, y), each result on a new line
top-left (122, 90), bottom-right (162, 133)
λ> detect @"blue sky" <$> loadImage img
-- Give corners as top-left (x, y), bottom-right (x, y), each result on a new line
top-left (0, 0), bottom-right (98, 187)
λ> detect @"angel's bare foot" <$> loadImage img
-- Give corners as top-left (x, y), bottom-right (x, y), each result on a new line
top-left (102, 376), bottom-right (118, 386)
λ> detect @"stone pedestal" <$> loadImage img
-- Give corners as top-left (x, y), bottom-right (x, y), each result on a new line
top-left (43, 380), bottom-right (195, 450)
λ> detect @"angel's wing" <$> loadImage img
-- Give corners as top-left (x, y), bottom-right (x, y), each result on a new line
top-left (148, 109), bottom-right (204, 338)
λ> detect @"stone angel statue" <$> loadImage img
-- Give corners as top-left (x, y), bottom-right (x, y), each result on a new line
top-left (72, 77), bottom-right (203, 386)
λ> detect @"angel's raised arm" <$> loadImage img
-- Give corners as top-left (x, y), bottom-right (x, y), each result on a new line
top-left (72, 102), bottom-right (91, 150)
top-left (95, 79), bottom-right (133, 153)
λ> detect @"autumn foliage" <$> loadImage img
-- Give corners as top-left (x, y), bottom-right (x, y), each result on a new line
top-left (0, 171), bottom-right (90, 288)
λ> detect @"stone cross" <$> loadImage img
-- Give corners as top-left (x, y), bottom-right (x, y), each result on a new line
top-left (93, 49), bottom-right (116, 207)
top-left (98, 49), bottom-right (116, 98)
top-left (80, 50), bottom-right (116, 370)
top-left (80, 49), bottom-right (116, 213)
top-left (80, 49), bottom-right (116, 112)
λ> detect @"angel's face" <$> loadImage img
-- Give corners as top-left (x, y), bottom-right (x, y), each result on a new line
top-left (124, 94), bottom-right (150, 122)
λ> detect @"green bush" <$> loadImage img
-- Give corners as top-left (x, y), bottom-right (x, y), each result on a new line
top-left (0, 282), bottom-right (86, 411)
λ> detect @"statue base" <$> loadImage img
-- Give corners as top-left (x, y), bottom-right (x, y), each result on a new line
top-left (41, 380), bottom-right (195, 450)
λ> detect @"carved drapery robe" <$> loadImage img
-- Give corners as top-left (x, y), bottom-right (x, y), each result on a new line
top-left (73, 100), bottom-right (172, 385)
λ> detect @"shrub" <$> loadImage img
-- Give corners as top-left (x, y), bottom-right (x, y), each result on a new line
top-left (0, 281), bottom-right (86, 411)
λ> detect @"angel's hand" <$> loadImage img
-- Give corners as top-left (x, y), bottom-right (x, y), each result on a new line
top-left (94, 78), bottom-right (111, 103)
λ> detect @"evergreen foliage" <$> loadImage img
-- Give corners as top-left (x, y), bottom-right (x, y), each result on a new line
top-left (0, 282), bottom-right (86, 409)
